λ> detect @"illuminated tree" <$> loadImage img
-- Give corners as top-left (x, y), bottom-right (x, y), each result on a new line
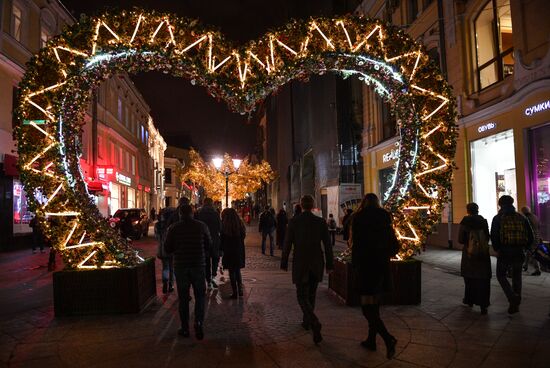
top-left (182, 149), bottom-right (275, 202)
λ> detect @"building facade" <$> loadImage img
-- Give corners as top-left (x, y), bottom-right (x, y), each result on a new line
top-left (357, 0), bottom-right (550, 245)
top-left (80, 75), bottom-right (166, 218)
top-left (0, 0), bottom-right (73, 248)
top-left (0, 0), bottom-right (167, 248)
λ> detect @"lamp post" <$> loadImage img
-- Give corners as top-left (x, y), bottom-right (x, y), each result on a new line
top-left (212, 157), bottom-right (242, 208)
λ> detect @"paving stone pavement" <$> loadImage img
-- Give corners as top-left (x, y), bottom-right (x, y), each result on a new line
top-left (1, 226), bottom-right (550, 368)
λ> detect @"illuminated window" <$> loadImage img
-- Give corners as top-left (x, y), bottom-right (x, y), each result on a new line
top-left (11, 4), bottom-right (22, 42)
top-left (117, 97), bottom-right (122, 122)
top-left (474, 0), bottom-right (513, 90)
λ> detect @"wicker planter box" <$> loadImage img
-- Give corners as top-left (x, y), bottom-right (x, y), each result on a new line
top-left (53, 258), bottom-right (156, 316)
top-left (328, 258), bottom-right (421, 306)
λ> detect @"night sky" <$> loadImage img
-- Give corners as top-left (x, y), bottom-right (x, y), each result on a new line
top-left (61, 0), bottom-right (354, 156)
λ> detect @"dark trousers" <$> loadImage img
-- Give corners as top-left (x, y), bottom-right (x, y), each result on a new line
top-left (296, 272), bottom-right (319, 327)
top-left (229, 268), bottom-right (243, 291)
top-left (174, 267), bottom-right (206, 328)
top-left (329, 231), bottom-right (336, 246)
top-left (161, 257), bottom-right (174, 284)
top-left (32, 232), bottom-right (44, 251)
top-left (496, 256), bottom-right (524, 304)
top-left (261, 230), bottom-right (274, 255)
top-left (205, 254), bottom-right (219, 282)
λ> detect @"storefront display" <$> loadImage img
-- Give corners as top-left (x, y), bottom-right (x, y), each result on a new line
top-left (470, 129), bottom-right (516, 221)
top-left (530, 123), bottom-right (550, 241)
top-left (12, 179), bottom-right (32, 234)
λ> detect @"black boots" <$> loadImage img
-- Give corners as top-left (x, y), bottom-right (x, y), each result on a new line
top-left (361, 304), bottom-right (397, 359)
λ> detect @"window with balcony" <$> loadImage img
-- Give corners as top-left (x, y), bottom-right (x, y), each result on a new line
top-left (11, 3), bottom-right (23, 42)
top-left (474, 0), bottom-right (513, 90)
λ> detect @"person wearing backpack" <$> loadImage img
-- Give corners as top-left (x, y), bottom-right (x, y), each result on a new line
top-left (458, 203), bottom-right (491, 315)
top-left (327, 214), bottom-right (337, 246)
top-left (490, 195), bottom-right (534, 314)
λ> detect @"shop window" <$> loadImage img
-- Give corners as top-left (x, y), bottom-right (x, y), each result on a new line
top-left (474, 0), bottom-right (513, 90)
top-left (470, 129), bottom-right (516, 222)
top-left (530, 124), bottom-right (550, 242)
top-left (11, 3), bottom-right (23, 42)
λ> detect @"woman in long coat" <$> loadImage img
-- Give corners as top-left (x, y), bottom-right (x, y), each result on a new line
top-left (352, 193), bottom-right (399, 359)
top-left (276, 209), bottom-right (288, 249)
top-left (458, 202), bottom-right (491, 314)
top-left (220, 208), bottom-right (246, 299)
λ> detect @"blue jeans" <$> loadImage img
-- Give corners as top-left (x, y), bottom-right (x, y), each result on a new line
top-left (161, 257), bottom-right (174, 284)
top-left (174, 267), bottom-right (206, 328)
top-left (262, 230), bottom-right (274, 255)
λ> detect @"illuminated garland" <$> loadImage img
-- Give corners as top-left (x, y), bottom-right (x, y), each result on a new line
top-left (182, 149), bottom-right (275, 202)
top-left (15, 8), bottom-right (457, 268)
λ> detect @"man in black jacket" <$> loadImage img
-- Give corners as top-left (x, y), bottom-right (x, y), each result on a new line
top-left (164, 204), bottom-right (212, 339)
top-left (259, 206), bottom-right (276, 256)
top-left (490, 195), bottom-right (534, 314)
top-left (281, 195), bottom-right (333, 345)
top-left (195, 198), bottom-right (222, 289)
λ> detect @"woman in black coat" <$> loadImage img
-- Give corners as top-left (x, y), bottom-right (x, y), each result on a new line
top-left (458, 202), bottom-right (491, 314)
top-left (220, 208), bottom-right (246, 299)
top-left (276, 209), bottom-right (288, 249)
top-left (351, 193), bottom-right (399, 359)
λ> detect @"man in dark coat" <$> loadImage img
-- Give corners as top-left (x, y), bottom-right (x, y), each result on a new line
top-left (195, 197), bottom-right (222, 289)
top-left (490, 195), bottom-right (533, 314)
top-left (164, 204), bottom-right (212, 340)
top-left (259, 206), bottom-right (277, 256)
top-left (281, 195), bottom-right (333, 345)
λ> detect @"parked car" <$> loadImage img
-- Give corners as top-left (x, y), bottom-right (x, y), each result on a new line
top-left (109, 208), bottom-right (149, 240)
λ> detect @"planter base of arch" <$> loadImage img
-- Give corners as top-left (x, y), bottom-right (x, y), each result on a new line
top-left (328, 259), bottom-right (422, 306)
top-left (53, 258), bottom-right (156, 316)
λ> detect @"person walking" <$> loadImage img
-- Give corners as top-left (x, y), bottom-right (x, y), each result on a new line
top-left (521, 206), bottom-right (542, 276)
top-left (293, 204), bottom-right (302, 219)
top-left (490, 195), bottom-right (534, 314)
top-left (281, 195), bottom-right (333, 345)
top-left (276, 209), bottom-right (288, 250)
top-left (351, 193), bottom-right (398, 359)
top-left (164, 204), bottom-right (212, 339)
top-left (259, 206), bottom-right (276, 256)
top-left (458, 203), bottom-right (491, 315)
top-left (29, 215), bottom-right (45, 254)
top-left (342, 208), bottom-right (353, 244)
top-left (155, 209), bottom-right (174, 294)
top-left (220, 208), bottom-right (246, 299)
top-left (327, 214), bottom-right (337, 246)
top-left (150, 207), bottom-right (156, 222)
top-left (195, 198), bottom-right (222, 289)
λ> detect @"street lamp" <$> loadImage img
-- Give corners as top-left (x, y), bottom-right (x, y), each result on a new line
top-left (212, 157), bottom-right (242, 208)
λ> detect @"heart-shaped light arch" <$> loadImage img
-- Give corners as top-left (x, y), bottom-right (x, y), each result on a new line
top-left (15, 9), bottom-right (457, 269)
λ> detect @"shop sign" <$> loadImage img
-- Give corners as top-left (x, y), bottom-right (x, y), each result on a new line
top-left (96, 166), bottom-right (114, 180)
top-left (524, 100), bottom-right (550, 116)
top-left (116, 172), bottom-right (131, 186)
top-left (382, 143), bottom-right (400, 163)
top-left (137, 184), bottom-right (143, 190)
top-left (477, 122), bottom-right (497, 133)
top-left (144, 186), bottom-right (151, 193)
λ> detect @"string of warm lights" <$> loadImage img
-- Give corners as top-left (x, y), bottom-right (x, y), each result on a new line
top-left (15, 8), bottom-right (457, 268)
top-left (182, 149), bottom-right (275, 202)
